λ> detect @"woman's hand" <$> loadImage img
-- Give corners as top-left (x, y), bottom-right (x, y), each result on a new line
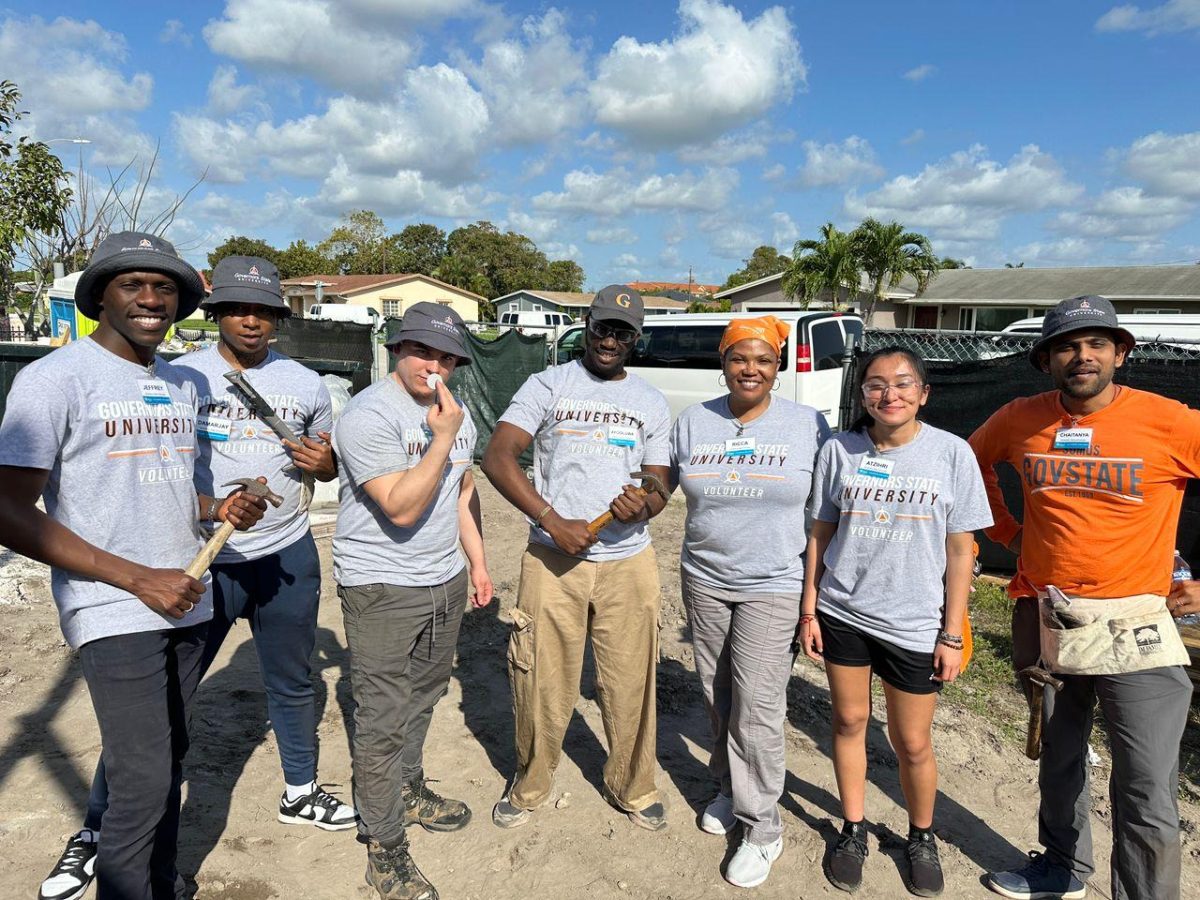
top-left (932, 643), bottom-right (964, 683)
top-left (797, 615), bottom-right (823, 662)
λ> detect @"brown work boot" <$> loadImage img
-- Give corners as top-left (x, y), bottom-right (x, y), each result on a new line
top-left (365, 839), bottom-right (439, 900)
top-left (403, 778), bottom-right (472, 832)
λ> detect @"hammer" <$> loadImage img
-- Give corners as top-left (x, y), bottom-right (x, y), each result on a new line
top-left (1018, 665), bottom-right (1064, 761)
top-left (186, 478), bottom-right (283, 579)
top-left (586, 471), bottom-right (669, 536)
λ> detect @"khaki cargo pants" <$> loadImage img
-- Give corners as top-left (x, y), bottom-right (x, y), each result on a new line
top-left (507, 542), bottom-right (661, 812)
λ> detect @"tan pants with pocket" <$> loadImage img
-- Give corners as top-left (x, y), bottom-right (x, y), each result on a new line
top-left (507, 542), bottom-right (661, 812)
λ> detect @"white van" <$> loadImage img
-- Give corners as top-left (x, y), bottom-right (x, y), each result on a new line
top-left (1002, 313), bottom-right (1200, 347)
top-left (308, 303), bottom-right (380, 329)
top-left (554, 312), bottom-right (864, 429)
top-left (498, 310), bottom-right (575, 340)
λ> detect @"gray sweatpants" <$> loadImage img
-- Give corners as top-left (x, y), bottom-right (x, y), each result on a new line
top-left (682, 571), bottom-right (799, 845)
top-left (339, 569), bottom-right (468, 850)
top-left (1014, 597), bottom-right (1193, 899)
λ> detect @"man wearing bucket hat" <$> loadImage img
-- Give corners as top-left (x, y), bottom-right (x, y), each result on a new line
top-left (483, 285), bottom-right (672, 832)
top-left (333, 301), bottom-right (493, 899)
top-left (46, 254), bottom-right (355, 896)
top-left (0, 232), bottom-right (268, 900)
top-left (970, 295), bottom-right (1200, 900)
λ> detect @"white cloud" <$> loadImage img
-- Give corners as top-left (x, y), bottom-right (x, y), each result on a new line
top-left (160, 19), bottom-right (192, 46)
top-left (799, 136), bottom-right (884, 187)
top-left (205, 65), bottom-right (267, 116)
top-left (705, 219), bottom-right (766, 260)
top-left (614, 252), bottom-right (640, 267)
top-left (590, 0), bottom-right (805, 147)
top-left (901, 128), bottom-right (926, 145)
top-left (1053, 186), bottom-right (1194, 241)
top-left (1096, 1), bottom-right (1200, 34)
top-left (532, 166), bottom-right (739, 217)
top-left (462, 9), bottom-right (587, 145)
top-left (313, 157), bottom-right (486, 218)
top-left (587, 226), bottom-right (638, 244)
top-left (845, 144), bottom-right (1084, 241)
top-left (762, 163), bottom-right (787, 183)
top-left (903, 64), bottom-right (936, 82)
top-left (203, 0), bottom-right (416, 94)
top-left (175, 63), bottom-right (491, 186)
top-left (504, 210), bottom-right (560, 243)
top-left (1013, 238), bottom-right (1094, 263)
top-left (1123, 131), bottom-right (1200, 199)
top-left (771, 212), bottom-right (800, 249)
top-left (677, 126), bottom-right (773, 165)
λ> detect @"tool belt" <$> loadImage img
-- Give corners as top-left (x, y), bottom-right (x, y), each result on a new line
top-left (1037, 589), bottom-right (1190, 676)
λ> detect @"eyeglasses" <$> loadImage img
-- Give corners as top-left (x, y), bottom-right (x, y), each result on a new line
top-left (861, 379), bottom-right (922, 399)
top-left (587, 319), bottom-right (638, 344)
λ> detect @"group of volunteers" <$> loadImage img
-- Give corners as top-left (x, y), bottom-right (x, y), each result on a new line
top-left (0, 231), bottom-right (1196, 900)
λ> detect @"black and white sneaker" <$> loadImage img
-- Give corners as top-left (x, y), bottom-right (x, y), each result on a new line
top-left (277, 785), bottom-right (359, 831)
top-left (39, 829), bottom-right (98, 900)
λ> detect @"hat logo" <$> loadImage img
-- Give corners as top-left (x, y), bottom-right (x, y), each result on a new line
top-left (1079, 300), bottom-right (1090, 309)
top-left (139, 239), bottom-right (153, 249)
top-left (615, 293), bottom-right (631, 308)
top-left (249, 265), bottom-right (260, 276)
top-left (444, 316), bottom-right (454, 324)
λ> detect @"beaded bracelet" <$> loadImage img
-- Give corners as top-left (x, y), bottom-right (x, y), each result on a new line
top-left (799, 614), bottom-right (816, 625)
top-left (936, 630), bottom-right (964, 649)
top-left (534, 505), bottom-right (554, 529)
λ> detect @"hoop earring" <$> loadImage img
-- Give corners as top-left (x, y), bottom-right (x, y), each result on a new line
top-left (771, 379), bottom-right (780, 392)
top-left (718, 373), bottom-right (727, 387)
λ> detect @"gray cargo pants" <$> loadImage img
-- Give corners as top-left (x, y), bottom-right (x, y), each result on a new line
top-left (1015, 597), bottom-right (1193, 899)
top-left (682, 571), bottom-right (800, 845)
top-left (339, 569), bottom-right (468, 850)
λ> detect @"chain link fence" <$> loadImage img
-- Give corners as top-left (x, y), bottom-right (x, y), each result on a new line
top-left (859, 328), bottom-right (1200, 364)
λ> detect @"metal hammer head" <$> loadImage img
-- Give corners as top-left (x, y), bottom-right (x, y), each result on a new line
top-left (223, 477), bottom-right (285, 508)
top-left (629, 470), bottom-right (668, 501)
top-left (1018, 665), bottom-right (1064, 692)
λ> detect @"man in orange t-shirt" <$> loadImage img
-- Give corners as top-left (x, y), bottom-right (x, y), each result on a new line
top-left (970, 295), bottom-right (1200, 900)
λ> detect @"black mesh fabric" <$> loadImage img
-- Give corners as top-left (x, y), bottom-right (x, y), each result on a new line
top-left (272, 318), bottom-right (374, 364)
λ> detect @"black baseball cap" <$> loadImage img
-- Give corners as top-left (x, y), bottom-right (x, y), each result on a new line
top-left (1028, 295), bottom-right (1136, 369)
top-left (202, 255), bottom-right (291, 316)
top-left (589, 284), bottom-right (644, 330)
top-left (75, 231), bottom-right (205, 322)
top-left (385, 301), bottom-right (472, 365)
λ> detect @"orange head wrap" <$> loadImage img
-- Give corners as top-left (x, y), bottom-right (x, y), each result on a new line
top-left (718, 315), bottom-right (791, 357)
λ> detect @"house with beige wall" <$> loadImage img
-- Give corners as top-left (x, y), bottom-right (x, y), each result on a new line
top-left (280, 274), bottom-right (484, 322)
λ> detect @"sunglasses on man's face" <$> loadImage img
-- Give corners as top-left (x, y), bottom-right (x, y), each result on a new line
top-left (587, 319), bottom-right (638, 344)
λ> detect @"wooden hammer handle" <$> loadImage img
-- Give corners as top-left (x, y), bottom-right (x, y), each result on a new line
top-left (586, 485), bottom-right (651, 536)
top-left (186, 520), bottom-right (236, 580)
top-left (1025, 690), bottom-right (1044, 761)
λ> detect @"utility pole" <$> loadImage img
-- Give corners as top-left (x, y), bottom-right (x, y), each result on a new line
top-left (688, 265), bottom-right (694, 297)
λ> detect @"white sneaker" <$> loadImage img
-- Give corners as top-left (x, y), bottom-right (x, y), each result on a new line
top-left (700, 793), bottom-right (736, 835)
top-left (724, 836), bottom-right (784, 889)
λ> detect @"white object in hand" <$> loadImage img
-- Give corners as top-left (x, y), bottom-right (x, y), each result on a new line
top-left (426, 373), bottom-right (443, 389)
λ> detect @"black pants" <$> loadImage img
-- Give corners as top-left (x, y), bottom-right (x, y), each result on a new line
top-left (78, 623), bottom-right (207, 900)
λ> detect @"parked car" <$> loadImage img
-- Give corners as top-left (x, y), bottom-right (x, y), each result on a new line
top-left (498, 310), bottom-right (575, 340)
top-left (1002, 313), bottom-right (1200, 347)
top-left (308, 303), bottom-right (381, 329)
top-left (554, 312), bottom-right (864, 429)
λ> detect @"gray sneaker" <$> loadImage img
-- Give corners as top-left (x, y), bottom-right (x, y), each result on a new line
top-left (986, 851), bottom-right (1087, 900)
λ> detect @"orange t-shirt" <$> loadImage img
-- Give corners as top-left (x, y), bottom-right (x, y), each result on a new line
top-left (968, 387), bottom-right (1200, 599)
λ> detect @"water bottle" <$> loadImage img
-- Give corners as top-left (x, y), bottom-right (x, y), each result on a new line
top-left (1173, 550), bottom-right (1199, 627)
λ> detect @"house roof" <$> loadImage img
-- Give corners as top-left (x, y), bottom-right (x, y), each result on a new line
top-left (627, 280), bottom-right (720, 296)
top-left (714, 271), bottom-right (916, 302)
top-left (494, 289), bottom-right (690, 310)
top-left (908, 265), bottom-right (1200, 305)
top-left (281, 273), bottom-right (485, 302)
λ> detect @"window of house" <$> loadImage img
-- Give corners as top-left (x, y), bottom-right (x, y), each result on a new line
top-left (437, 300), bottom-right (452, 306)
top-left (1134, 307), bottom-right (1181, 314)
top-left (959, 307), bottom-right (1033, 332)
top-left (382, 300), bottom-right (401, 317)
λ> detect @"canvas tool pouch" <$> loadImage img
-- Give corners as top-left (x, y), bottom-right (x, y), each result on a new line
top-left (1038, 590), bottom-right (1190, 675)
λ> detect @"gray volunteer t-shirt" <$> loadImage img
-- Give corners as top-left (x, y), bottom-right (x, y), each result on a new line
top-left (671, 397), bottom-right (830, 592)
top-left (499, 360), bottom-right (670, 561)
top-left (171, 346), bottom-right (332, 562)
top-left (0, 338), bottom-right (209, 648)
top-left (809, 424), bottom-right (992, 652)
top-left (332, 376), bottom-right (475, 587)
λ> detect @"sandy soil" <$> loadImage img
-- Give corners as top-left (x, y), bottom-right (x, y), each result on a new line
top-left (0, 476), bottom-right (1196, 899)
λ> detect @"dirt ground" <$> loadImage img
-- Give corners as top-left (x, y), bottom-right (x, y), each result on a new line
top-left (1, 475), bottom-right (1197, 899)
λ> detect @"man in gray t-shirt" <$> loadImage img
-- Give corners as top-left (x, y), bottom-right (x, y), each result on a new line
top-left (0, 233), bottom-right (266, 900)
top-left (483, 285), bottom-right (671, 832)
top-left (333, 302), bottom-right (492, 900)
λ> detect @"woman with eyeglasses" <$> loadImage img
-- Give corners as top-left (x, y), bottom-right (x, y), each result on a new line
top-left (797, 346), bottom-right (991, 897)
top-left (668, 316), bottom-right (830, 888)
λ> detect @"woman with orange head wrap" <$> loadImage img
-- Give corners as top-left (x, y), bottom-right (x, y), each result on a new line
top-left (667, 315), bottom-right (831, 888)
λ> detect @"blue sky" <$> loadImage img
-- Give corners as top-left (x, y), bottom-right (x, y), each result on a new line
top-left (6, 0), bottom-right (1200, 288)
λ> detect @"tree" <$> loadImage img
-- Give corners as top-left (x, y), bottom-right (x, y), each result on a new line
top-left (208, 235), bottom-right (280, 270)
top-left (721, 245), bottom-right (790, 291)
top-left (781, 223), bottom-right (862, 311)
top-left (276, 239), bottom-right (334, 280)
top-left (318, 209), bottom-right (391, 274)
top-left (939, 257), bottom-right (968, 269)
top-left (852, 218), bottom-right (939, 326)
top-left (1004, 261), bottom-right (1025, 268)
top-left (390, 223), bottom-right (446, 276)
top-left (544, 259), bottom-right (584, 292)
top-left (0, 81), bottom-right (72, 305)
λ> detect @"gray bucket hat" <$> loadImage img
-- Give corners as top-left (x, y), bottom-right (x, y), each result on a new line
top-left (385, 301), bottom-right (472, 365)
top-left (74, 231), bottom-right (205, 322)
top-left (203, 255), bottom-right (291, 316)
top-left (1028, 295), bottom-right (1136, 369)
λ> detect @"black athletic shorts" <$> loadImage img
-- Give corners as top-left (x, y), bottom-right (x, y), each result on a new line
top-left (817, 610), bottom-right (941, 695)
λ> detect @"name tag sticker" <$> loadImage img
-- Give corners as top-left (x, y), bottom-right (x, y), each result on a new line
top-left (1054, 427), bottom-right (1093, 450)
top-left (857, 456), bottom-right (895, 479)
top-left (139, 379), bottom-right (171, 405)
top-left (725, 436), bottom-right (756, 457)
top-left (197, 415), bottom-right (232, 442)
top-left (608, 425), bottom-right (638, 448)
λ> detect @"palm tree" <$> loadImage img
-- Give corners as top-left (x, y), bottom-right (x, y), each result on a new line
top-left (852, 218), bottom-right (940, 326)
top-left (781, 223), bottom-right (862, 311)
